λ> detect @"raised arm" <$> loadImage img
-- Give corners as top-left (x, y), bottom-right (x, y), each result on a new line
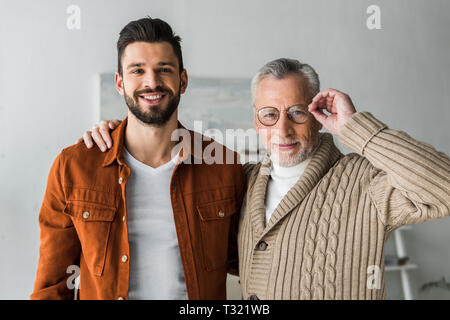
top-left (309, 88), bottom-right (450, 229)
top-left (339, 111), bottom-right (450, 228)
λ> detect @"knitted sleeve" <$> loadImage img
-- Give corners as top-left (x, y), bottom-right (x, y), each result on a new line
top-left (339, 112), bottom-right (450, 228)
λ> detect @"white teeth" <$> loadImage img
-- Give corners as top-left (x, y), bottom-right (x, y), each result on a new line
top-left (143, 95), bottom-right (162, 101)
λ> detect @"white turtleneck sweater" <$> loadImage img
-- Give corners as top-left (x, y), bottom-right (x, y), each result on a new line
top-left (265, 155), bottom-right (314, 225)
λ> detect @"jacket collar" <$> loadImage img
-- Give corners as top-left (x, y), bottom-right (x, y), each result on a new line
top-left (248, 132), bottom-right (343, 241)
top-left (102, 117), bottom-right (203, 167)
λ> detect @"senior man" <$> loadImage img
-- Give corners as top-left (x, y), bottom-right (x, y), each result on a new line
top-left (83, 58), bottom-right (450, 300)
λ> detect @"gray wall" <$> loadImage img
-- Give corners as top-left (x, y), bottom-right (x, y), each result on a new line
top-left (0, 0), bottom-right (449, 299)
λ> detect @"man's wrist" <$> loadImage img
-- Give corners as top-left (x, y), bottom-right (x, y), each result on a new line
top-left (338, 112), bottom-right (387, 155)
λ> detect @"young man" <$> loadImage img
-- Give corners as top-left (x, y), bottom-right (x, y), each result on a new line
top-left (90, 58), bottom-right (450, 300)
top-left (31, 17), bottom-right (244, 300)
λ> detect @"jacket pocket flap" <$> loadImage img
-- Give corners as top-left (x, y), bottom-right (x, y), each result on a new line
top-left (64, 202), bottom-right (116, 222)
top-left (197, 199), bottom-right (236, 221)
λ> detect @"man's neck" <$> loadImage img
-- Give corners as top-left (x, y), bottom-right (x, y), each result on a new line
top-left (124, 112), bottom-right (179, 168)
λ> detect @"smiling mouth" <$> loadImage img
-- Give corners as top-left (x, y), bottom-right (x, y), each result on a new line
top-left (138, 94), bottom-right (166, 105)
top-left (273, 142), bottom-right (300, 151)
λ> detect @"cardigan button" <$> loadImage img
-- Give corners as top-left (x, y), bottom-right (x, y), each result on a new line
top-left (257, 241), bottom-right (268, 251)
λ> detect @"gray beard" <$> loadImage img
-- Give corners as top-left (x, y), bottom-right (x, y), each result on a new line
top-left (270, 136), bottom-right (321, 167)
top-left (270, 147), bottom-right (309, 167)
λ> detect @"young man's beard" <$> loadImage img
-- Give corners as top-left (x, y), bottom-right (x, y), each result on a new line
top-left (124, 85), bottom-right (180, 127)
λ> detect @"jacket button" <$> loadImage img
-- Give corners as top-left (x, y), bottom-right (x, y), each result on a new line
top-left (121, 255), bottom-right (128, 263)
top-left (82, 211), bottom-right (90, 219)
top-left (218, 210), bottom-right (225, 218)
top-left (118, 177), bottom-right (123, 184)
top-left (249, 294), bottom-right (259, 300)
top-left (257, 241), bottom-right (268, 251)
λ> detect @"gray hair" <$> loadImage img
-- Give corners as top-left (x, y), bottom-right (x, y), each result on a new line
top-left (251, 58), bottom-right (320, 103)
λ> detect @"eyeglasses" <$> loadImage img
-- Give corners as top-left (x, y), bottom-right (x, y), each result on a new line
top-left (256, 105), bottom-right (310, 126)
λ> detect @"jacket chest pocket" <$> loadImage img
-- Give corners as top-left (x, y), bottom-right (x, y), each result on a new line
top-left (197, 199), bottom-right (236, 271)
top-left (64, 201), bottom-right (116, 277)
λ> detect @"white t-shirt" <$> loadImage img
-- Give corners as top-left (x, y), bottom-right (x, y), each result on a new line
top-left (265, 154), bottom-right (314, 226)
top-left (123, 147), bottom-right (188, 300)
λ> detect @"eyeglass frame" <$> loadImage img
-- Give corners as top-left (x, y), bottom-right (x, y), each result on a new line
top-left (254, 104), bottom-right (311, 126)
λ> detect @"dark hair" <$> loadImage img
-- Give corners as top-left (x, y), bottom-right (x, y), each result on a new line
top-left (117, 16), bottom-right (183, 75)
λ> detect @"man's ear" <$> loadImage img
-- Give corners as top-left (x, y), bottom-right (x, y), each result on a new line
top-left (180, 69), bottom-right (188, 94)
top-left (115, 72), bottom-right (124, 96)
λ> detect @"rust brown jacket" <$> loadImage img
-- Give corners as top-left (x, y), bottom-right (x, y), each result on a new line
top-left (30, 118), bottom-right (245, 300)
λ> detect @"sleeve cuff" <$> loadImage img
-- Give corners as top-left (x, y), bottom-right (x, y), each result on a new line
top-left (338, 112), bottom-right (387, 155)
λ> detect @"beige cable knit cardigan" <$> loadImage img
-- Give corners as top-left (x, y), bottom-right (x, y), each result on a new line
top-left (238, 112), bottom-right (450, 300)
